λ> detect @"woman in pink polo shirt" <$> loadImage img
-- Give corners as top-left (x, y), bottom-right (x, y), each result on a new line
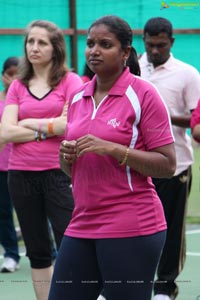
top-left (49, 15), bottom-right (176, 300)
top-left (1, 20), bottom-right (82, 300)
top-left (191, 99), bottom-right (200, 142)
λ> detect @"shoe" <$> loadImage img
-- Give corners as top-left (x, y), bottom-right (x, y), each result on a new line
top-left (0, 257), bottom-right (20, 273)
top-left (153, 295), bottom-right (172, 300)
top-left (97, 295), bottom-right (106, 300)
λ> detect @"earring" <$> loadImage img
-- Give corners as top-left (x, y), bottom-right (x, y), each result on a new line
top-left (124, 59), bottom-right (127, 67)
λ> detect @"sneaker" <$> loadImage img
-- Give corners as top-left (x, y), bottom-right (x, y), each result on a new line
top-left (154, 295), bottom-right (172, 300)
top-left (97, 295), bottom-right (106, 300)
top-left (0, 257), bottom-right (20, 273)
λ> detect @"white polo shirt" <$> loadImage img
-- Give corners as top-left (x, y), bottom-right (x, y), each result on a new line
top-left (139, 53), bottom-right (200, 175)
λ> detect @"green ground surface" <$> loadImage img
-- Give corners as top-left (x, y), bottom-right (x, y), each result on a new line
top-left (187, 145), bottom-right (200, 220)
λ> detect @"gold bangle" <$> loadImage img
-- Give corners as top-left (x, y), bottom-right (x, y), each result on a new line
top-left (119, 147), bottom-right (130, 165)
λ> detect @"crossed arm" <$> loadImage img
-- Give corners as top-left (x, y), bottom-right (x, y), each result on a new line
top-left (1, 102), bottom-right (68, 143)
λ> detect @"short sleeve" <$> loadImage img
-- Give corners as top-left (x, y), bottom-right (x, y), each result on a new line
top-left (190, 99), bottom-right (200, 143)
top-left (139, 82), bottom-right (174, 150)
top-left (62, 72), bottom-right (83, 101)
top-left (5, 79), bottom-right (21, 105)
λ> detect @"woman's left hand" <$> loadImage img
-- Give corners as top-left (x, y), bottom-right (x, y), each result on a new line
top-left (76, 134), bottom-right (110, 157)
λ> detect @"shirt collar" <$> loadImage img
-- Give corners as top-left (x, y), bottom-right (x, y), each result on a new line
top-left (141, 52), bottom-right (174, 71)
top-left (82, 67), bottom-right (135, 97)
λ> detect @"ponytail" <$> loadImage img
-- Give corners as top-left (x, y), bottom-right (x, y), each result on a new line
top-left (126, 47), bottom-right (141, 76)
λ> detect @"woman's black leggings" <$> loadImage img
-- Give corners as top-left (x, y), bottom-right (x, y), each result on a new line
top-left (49, 230), bottom-right (166, 300)
top-left (8, 169), bottom-right (74, 269)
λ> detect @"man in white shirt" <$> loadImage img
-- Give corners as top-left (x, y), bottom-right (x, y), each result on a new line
top-left (139, 17), bottom-right (200, 300)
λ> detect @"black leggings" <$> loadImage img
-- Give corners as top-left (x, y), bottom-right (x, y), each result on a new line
top-left (8, 169), bottom-right (74, 269)
top-left (49, 231), bottom-right (166, 300)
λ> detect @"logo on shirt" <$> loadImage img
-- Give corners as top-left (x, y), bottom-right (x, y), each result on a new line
top-left (107, 118), bottom-right (120, 128)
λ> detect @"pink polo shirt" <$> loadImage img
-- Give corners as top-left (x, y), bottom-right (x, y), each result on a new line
top-left (191, 99), bottom-right (200, 143)
top-left (0, 100), bottom-right (11, 171)
top-left (5, 72), bottom-right (83, 170)
top-left (139, 53), bottom-right (200, 175)
top-left (64, 67), bottom-right (174, 239)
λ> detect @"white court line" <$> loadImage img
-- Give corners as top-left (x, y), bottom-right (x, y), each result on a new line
top-left (186, 228), bottom-right (200, 256)
top-left (186, 229), bottom-right (200, 235)
top-left (2, 251), bottom-right (198, 259)
top-left (186, 252), bottom-right (200, 256)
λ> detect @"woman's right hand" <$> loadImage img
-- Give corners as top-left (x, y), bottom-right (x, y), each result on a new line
top-left (59, 140), bottom-right (77, 176)
top-left (60, 140), bottom-right (77, 164)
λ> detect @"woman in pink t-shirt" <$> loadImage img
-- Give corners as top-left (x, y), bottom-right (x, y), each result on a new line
top-left (1, 20), bottom-right (83, 300)
top-left (49, 16), bottom-right (176, 300)
top-left (0, 57), bottom-right (20, 273)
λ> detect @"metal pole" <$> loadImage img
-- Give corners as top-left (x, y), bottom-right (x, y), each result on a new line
top-left (69, 0), bottom-right (78, 72)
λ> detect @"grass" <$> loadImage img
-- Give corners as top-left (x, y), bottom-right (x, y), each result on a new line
top-left (187, 143), bottom-right (200, 219)
top-left (186, 216), bottom-right (200, 224)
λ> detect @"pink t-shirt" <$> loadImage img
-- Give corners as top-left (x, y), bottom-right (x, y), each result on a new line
top-left (0, 100), bottom-right (11, 171)
top-left (5, 72), bottom-right (83, 170)
top-left (64, 67), bottom-right (174, 239)
top-left (191, 99), bottom-right (200, 143)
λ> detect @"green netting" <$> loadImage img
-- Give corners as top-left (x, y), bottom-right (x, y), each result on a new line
top-left (0, 0), bottom-right (70, 28)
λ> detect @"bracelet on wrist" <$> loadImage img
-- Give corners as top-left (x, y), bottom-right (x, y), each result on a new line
top-left (37, 120), bottom-right (47, 140)
top-left (119, 147), bottom-right (130, 166)
top-left (41, 132), bottom-right (47, 140)
top-left (34, 131), bottom-right (40, 142)
top-left (38, 120), bottom-right (42, 133)
top-left (48, 118), bottom-right (54, 134)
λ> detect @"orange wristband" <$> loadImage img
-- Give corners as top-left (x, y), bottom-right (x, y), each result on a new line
top-left (48, 118), bottom-right (54, 134)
